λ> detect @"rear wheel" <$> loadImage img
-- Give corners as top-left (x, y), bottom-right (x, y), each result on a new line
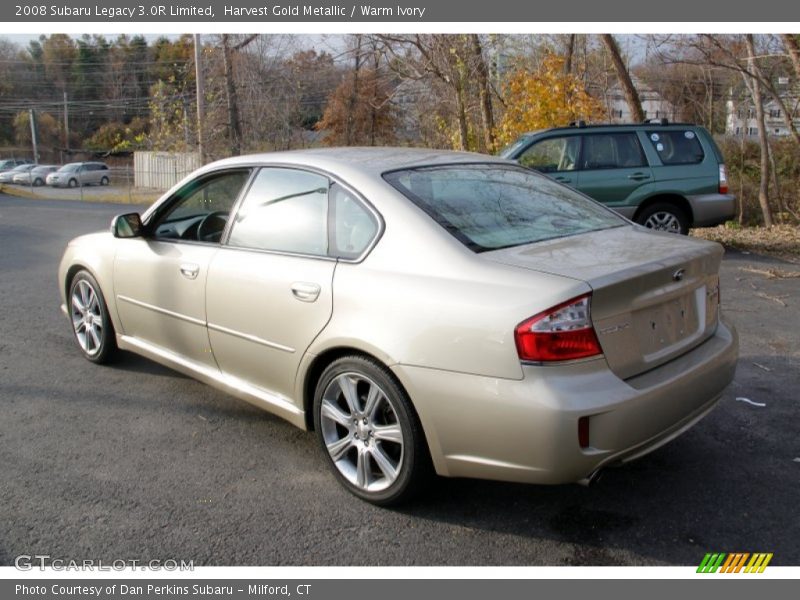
top-left (68, 271), bottom-right (117, 364)
top-left (636, 202), bottom-right (689, 235)
top-left (313, 356), bottom-right (431, 505)
top-left (33, 177), bottom-right (44, 187)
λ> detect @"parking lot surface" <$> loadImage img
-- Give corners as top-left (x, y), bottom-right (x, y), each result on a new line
top-left (0, 193), bottom-right (797, 566)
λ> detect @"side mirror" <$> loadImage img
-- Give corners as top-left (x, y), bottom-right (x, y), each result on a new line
top-left (111, 213), bottom-right (143, 238)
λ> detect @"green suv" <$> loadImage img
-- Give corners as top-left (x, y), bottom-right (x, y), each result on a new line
top-left (500, 121), bottom-right (734, 234)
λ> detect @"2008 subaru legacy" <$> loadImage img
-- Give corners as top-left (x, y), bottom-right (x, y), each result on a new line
top-left (59, 148), bottom-right (738, 505)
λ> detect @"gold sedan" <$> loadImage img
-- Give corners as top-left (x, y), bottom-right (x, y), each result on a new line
top-left (59, 148), bottom-right (738, 505)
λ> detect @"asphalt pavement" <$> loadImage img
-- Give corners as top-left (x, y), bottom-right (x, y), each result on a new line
top-left (0, 193), bottom-right (797, 566)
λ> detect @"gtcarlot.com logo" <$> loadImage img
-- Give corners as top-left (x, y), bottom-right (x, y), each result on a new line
top-left (14, 554), bottom-right (193, 571)
top-left (697, 552), bottom-right (773, 573)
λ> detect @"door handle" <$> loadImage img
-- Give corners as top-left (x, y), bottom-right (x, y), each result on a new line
top-left (628, 172), bottom-right (651, 181)
top-left (291, 282), bottom-right (321, 303)
top-left (554, 175), bottom-right (573, 183)
top-left (179, 263), bottom-right (200, 280)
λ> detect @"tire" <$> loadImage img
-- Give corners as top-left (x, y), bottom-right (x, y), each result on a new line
top-left (33, 177), bottom-right (44, 187)
top-left (100, 176), bottom-right (109, 186)
top-left (636, 202), bottom-right (690, 235)
top-left (313, 355), bottom-right (431, 506)
top-left (68, 178), bottom-right (78, 188)
top-left (68, 270), bottom-right (118, 364)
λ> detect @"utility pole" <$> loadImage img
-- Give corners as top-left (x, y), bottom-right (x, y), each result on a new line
top-left (194, 34), bottom-right (205, 164)
top-left (63, 91), bottom-right (70, 152)
top-left (29, 109), bottom-right (39, 164)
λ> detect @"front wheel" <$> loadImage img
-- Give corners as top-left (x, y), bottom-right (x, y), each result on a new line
top-left (68, 178), bottom-right (78, 188)
top-left (636, 202), bottom-right (690, 235)
top-left (313, 356), bottom-right (431, 505)
top-left (100, 176), bottom-right (109, 186)
top-left (68, 271), bottom-right (118, 364)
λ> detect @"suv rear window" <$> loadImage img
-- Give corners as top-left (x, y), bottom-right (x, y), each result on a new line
top-left (647, 130), bottom-right (705, 165)
top-left (384, 165), bottom-right (624, 252)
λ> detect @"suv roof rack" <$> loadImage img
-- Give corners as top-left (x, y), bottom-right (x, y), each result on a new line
top-left (541, 121), bottom-right (697, 134)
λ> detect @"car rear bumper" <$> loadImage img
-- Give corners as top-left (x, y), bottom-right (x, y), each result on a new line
top-left (393, 316), bottom-right (738, 485)
top-left (688, 193), bottom-right (736, 227)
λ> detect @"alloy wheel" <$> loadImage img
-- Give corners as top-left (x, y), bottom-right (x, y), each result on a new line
top-left (70, 279), bottom-right (104, 356)
top-left (643, 211), bottom-right (682, 233)
top-left (319, 372), bottom-right (405, 492)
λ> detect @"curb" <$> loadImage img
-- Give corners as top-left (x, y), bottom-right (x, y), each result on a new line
top-left (0, 184), bottom-right (160, 205)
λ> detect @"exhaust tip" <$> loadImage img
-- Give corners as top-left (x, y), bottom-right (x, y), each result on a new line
top-left (577, 469), bottom-right (603, 487)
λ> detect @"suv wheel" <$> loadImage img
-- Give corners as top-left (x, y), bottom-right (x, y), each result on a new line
top-left (637, 203), bottom-right (689, 235)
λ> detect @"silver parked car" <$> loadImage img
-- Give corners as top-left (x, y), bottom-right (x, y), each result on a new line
top-left (0, 163), bottom-right (35, 183)
top-left (47, 161), bottom-right (110, 187)
top-left (13, 164), bottom-right (59, 186)
top-left (58, 148), bottom-right (738, 505)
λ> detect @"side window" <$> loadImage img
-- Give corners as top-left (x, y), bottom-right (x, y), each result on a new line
top-left (647, 130), bottom-right (705, 165)
top-left (330, 183), bottom-right (378, 259)
top-left (581, 133), bottom-right (647, 170)
top-left (151, 169), bottom-right (250, 243)
top-left (518, 137), bottom-right (580, 172)
top-left (228, 168), bottom-right (329, 256)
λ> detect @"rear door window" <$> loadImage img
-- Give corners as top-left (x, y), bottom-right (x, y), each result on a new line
top-left (580, 133), bottom-right (647, 170)
top-left (647, 130), bottom-right (705, 165)
top-left (228, 167), bottom-right (329, 256)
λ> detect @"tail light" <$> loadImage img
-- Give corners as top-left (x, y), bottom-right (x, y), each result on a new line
top-left (514, 294), bottom-right (602, 362)
top-left (719, 164), bottom-right (729, 194)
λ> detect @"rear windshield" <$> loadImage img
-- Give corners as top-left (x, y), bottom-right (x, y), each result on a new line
top-left (384, 164), bottom-right (624, 252)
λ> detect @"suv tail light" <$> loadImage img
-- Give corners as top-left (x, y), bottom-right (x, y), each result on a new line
top-left (515, 294), bottom-right (602, 362)
top-left (719, 164), bottom-right (729, 194)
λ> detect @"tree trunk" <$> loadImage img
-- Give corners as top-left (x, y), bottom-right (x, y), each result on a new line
top-left (744, 35), bottom-right (774, 227)
top-left (563, 34), bottom-right (576, 74)
top-left (470, 34), bottom-right (496, 152)
top-left (454, 80), bottom-right (469, 151)
top-left (345, 35), bottom-right (363, 146)
top-left (600, 34), bottom-right (645, 122)
top-left (221, 35), bottom-right (242, 156)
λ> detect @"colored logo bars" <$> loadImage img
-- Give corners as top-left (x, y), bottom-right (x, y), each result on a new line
top-left (697, 553), bottom-right (773, 573)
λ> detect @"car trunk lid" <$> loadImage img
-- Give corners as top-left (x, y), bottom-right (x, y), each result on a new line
top-left (484, 226), bottom-right (722, 379)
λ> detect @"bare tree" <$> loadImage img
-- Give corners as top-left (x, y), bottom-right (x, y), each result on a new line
top-left (220, 34), bottom-right (257, 156)
top-left (600, 34), bottom-right (645, 122)
top-left (780, 34), bottom-right (800, 82)
top-left (743, 34), bottom-right (774, 227)
top-left (470, 34), bottom-right (496, 152)
top-left (681, 35), bottom-right (800, 146)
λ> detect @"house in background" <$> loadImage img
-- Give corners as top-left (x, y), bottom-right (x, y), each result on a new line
top-left (725, 77), bottom-right (800, 137)
top-left (602, 78), bottom-right (678, 123)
